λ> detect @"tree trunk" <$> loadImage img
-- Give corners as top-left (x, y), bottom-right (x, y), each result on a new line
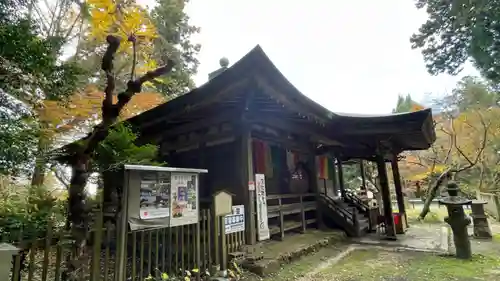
top-left (31, 136), bottom-right (49, 186)
top-left (62, 35), bottom-right (174, 280)
top-left (419, 169), bottom-right (452, 219)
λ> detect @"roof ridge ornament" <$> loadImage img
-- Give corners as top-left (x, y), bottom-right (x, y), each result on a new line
top-left (208, 57), bottom-right (230, 80)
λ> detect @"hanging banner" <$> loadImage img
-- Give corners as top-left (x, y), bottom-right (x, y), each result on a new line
top-left (255, 174), bottom-right (270, 241)
top-left (224, 205), bottom-right (245, 234)
top-left (170, 173), bottom-right (199, 227)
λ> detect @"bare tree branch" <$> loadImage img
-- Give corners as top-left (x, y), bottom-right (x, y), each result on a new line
top-left (419, 109), bottom-right (490, 219)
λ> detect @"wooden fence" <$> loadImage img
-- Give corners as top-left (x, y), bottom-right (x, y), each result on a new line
top-left (477, 192), bottom-right (500, 221)
top-left (7, 208), bottom-right (245, 281)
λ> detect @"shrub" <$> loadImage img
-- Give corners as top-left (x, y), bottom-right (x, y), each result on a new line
top-left (0, 184), bottom-right (66, 242)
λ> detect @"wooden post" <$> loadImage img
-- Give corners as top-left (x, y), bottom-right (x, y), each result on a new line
top-left (376, 155), bottom-right (397, 240)
top-left (331, 158), bottom-right (338, 197)
top-left (278, 198), bottom-right (285, 240)
top-left (337, 157), bottom-right (346, 198)
top-left (195, 221), bottom-right (201, 280)
top-left (240, 125), bottom-right (256, 244)
top-left (213, 212), bottom-right (220, 266)
top-left (300, 195), bottom-right (306, 233)
top-left (391, 154), bottom-right (407, 227)
top-left (310, 154), bottom-right (325, 229)
top-left (359, 160), bottom-right (367, 191)
top-left (219, 216), bottom-right (227, 270)
top-left (114, 170), bottom-right (129, 281)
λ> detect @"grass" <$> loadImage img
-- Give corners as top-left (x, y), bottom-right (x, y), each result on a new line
top-left (405, 207), bottom-right (447, 223)
top-left (402, 205), bottom-right (472, 224)
top-left (316, 248), bottom-right (500, 281)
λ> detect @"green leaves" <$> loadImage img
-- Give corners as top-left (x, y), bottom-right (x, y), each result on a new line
top-left (94, 123), bottom-right (161, 172)
top-left (0, 2), bottom-right (84, 177)
top-left (150, 0), bottom-right (200, 96)
top-left (412, 0), bottom-right (500, 83)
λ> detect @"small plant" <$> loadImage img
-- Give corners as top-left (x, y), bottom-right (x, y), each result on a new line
top-left (227, 259), bottom-right (242, 281)
top-left (145, 267), bottom-right (211, 281)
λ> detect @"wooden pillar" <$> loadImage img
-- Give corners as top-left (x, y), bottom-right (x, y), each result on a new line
top-left (375, 155), bottom-right (396, 240)
top-left (391, 154), bottom-right (407, 225)
top-left (310, 154), bottom-right (325, 229)
top-left (331, 158), bottom-right (338, 197)
top-left (240, 126), bottom-right (256, 245)
top-left (359, 160), bottom-right (367, 191)
top-left (336, 157), bottom-right (346, 198)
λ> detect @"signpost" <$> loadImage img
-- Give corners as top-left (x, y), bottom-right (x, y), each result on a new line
top-left (224, 205), bottom-right (245, 234)
top-left (255, 174), bottom-right (270, 241)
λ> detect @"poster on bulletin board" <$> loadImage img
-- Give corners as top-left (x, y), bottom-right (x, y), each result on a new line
top-left (170, 172), bottom-right (199, 227)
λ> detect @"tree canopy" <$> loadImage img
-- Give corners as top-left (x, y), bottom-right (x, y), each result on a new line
top-left (411, 0), bottom-right (500, 83)
top-left (0, 0), bottom-right (82, 176)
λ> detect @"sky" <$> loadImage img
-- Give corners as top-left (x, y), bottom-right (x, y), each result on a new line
top-left (179, 0), bottom-right (480, 114)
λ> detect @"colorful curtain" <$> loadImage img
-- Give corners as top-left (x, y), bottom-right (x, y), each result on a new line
top-left (316, 155), bottom-right (332, 179)
top-left (252, 139), bottom-right (275, 177)
top-left (252, 140), bottom-right (266, 174)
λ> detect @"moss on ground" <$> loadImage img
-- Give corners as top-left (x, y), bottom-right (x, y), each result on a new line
top-left (241, 244), bottom-right (349, 281)
top-left (315, 249), bottom-right (500, 281)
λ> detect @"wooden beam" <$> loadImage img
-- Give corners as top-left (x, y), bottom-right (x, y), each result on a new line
top-left (251, 131), bottom-right (311, 153)
top-left (137, 78), bottom-right (250, 131)
top-left (310, 153), bottom-right (325, 229)
top-left (337, 157), bottom-right (346, 198)
top-left (248, 114), bottom-right (341, 146)
top-left (240, 89), bottom-right (256, 245)
top-left (376, 154), bottom-right (397, 240)
top-left (331, 159), bottom-right (339, 196)
top-left (391, 153), bottom-right (407, 226)
top-left (360, 160), bottom-right (367, 191)
top-left (254, 76), bottom-right (329, 124)
top-left (160, 130), bottom-right (236, 153)
top-left (153, 110), bottom-right (241, 143)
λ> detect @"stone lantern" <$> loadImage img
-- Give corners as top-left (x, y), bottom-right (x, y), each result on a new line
top-left (0, 243), bottom-right (19, 280)
top-left (438, 182), bottom-right (472, 260)
top-left (470, 199), bottom-right (492, 239)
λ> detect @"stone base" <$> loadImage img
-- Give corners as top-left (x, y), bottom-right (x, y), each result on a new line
top-left (472, 218), bottom-right (492, 239)
top-left (241, 230), bottom-right (347, 276)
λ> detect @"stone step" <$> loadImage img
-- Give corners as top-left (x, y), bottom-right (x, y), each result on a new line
top-left (241, 230), bottom-right (347, 276)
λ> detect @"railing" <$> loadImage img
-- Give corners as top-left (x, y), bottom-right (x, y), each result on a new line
top-left (344, 190), bottom-right (369, 213)
top-left (7, 208), bottom-right (245, 281)
top-left (319, 194), bottom-right (359, 236)
top-left (266, 193), bottom-right (317, 240)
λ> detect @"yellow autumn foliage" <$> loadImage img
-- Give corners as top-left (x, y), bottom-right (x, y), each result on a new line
top-left (86, 0), bottom-right (158, 70)
top-left (408, 164), bottom-right (447, 181)
top-left (39, 86), bottom-right (166, 135)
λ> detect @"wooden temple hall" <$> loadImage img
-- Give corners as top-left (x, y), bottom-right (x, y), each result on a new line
top-left (123, 45), bottom-right (436, 243)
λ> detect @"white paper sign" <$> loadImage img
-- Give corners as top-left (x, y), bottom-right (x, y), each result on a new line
top-left (248, 181), bottom-right (255, 191)
top-left (255, 174), bottom-right (270, 241)
top-left (170, 173), bottom-right (199, 227)
top-left (224, 205), bottom-right (245, 234)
